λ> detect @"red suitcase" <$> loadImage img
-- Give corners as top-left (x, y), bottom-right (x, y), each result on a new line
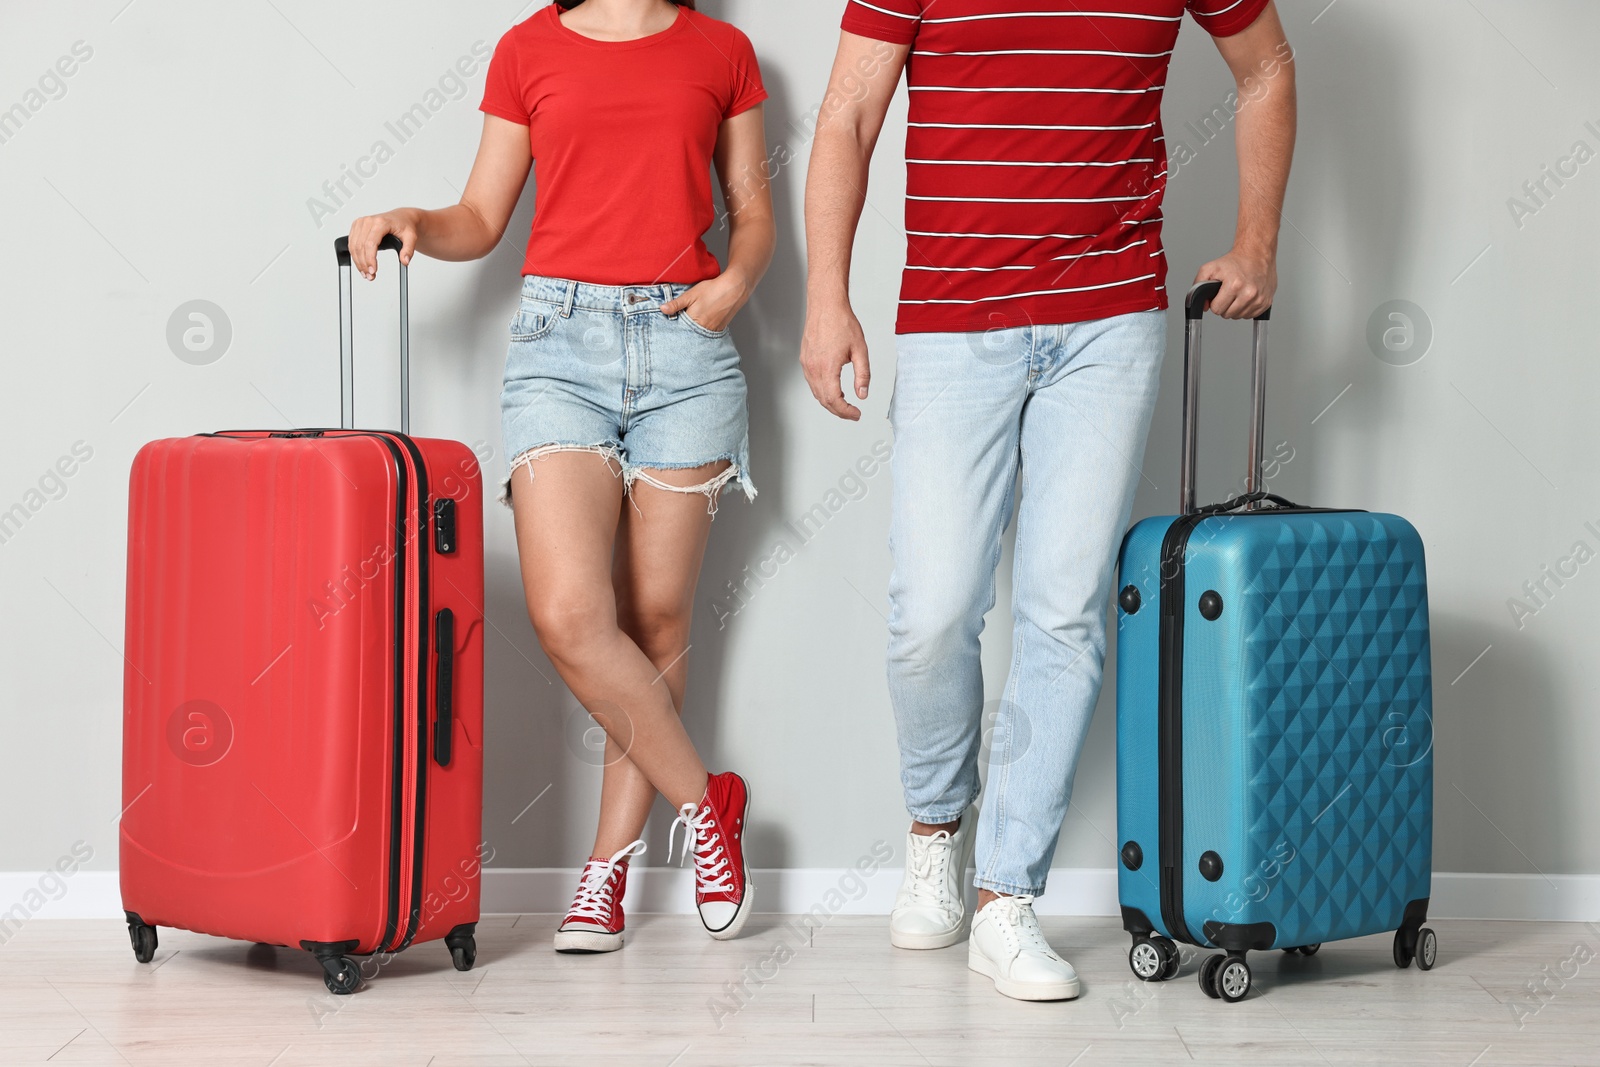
top-left (120, 236), bottom-right (486, 994)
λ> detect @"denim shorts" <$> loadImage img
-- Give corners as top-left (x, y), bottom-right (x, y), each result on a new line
top-left (499, 275), bottom-right (755, 510)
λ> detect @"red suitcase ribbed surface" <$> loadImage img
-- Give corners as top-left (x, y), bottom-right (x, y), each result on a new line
top-left (120, 430), bottom-right (484, 957)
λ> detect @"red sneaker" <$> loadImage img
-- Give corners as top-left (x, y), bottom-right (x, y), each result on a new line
top-left (669, 772), bottom-right (754, 940)
top-left (553, 840), bottom-right (646, 953)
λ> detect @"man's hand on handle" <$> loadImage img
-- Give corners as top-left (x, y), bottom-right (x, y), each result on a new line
top-left (800, 300), bottom-right (872, 421)
top-left (1194, 247), bottom-right (1277, 320)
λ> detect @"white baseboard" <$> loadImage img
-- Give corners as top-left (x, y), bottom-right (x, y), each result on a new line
top-left (4, 870), bottom-right (1597, 924)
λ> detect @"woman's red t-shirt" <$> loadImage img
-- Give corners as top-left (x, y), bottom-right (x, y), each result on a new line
top-left (480, 4), bottom-right (767, 287)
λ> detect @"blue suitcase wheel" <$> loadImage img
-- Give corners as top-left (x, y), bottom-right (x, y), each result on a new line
top-left (1130, 938), bottom-right (1164, 981)
top-left (1215, 955), bottom-right (1252, 1002)
top-left (1394, 928), bottom-right (1416, 968)
top-left (1416, 928), bottom-right (1437, 971)
top-left (1130, 936), bottom-right (1180, 982)
top-left (1157, 937), bottom-right (1180, 979)
top-left (1199, 954), bottom-right (1224, 999)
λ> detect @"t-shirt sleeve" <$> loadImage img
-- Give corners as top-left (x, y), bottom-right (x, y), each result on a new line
top-left (479, 30), bottom-right (530, 126)
top-left (1187, 0), bottom-right (1272, 38)
top-left (840, 0), bottom-right (922, 46)
top-left (723, 27), bottom-right (768, 119)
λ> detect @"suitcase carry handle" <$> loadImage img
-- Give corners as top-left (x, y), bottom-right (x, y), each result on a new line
top-left (433, 609), bottom-right (455, 767)
top-left (1180, 280), bottom-right (1273, 516)
top-left (334, 235), bottom-right (410, 434)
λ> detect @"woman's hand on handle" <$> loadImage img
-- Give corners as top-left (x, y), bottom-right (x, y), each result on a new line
top-left (347, 209), bottom-right (422, 281)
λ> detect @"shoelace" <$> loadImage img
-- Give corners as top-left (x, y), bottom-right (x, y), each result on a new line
top-left (905, 831), bottom-right (957, 910)
top-left (668, 802), bottom-right (735, 895)
top-left (566, 839), bottom-right (646, 922)
top-left (986, 895), bottom-right (1062, 959)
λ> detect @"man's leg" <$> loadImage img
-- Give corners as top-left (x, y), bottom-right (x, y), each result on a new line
top-left (973, 310), bottom-right (1167, 898)
top-left (885, 327), bottom-right (1029, 947)
top-left (961, 310), bottom-right (1164, 1002)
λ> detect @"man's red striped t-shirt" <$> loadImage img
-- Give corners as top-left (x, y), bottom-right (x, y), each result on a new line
top-left (841, 0), bottom-right (1270, 334)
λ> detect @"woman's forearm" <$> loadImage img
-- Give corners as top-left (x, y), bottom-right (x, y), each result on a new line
top-left (721, 207), bottom-right (776, 297)
top-left (413, 202), bottom-right (509, 262)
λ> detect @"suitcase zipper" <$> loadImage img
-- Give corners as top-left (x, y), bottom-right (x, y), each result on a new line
top-left (382, 432), bottom-right (432, 954)
top-left (1155, 503), bottom-right (1358, 947)
top-left (1156, 514), bottom-right (1204, 946)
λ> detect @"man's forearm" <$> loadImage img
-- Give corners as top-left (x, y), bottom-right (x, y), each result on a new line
top-left (1232, 58), bottom-right (1296, 257)
top-left (805, 125), bottom-right (874, 307)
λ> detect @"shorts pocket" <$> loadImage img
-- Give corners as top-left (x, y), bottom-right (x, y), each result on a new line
top-left (680, 310), bottom-right (730, 339)
top-left (511, 305), bottom-right (561, 343)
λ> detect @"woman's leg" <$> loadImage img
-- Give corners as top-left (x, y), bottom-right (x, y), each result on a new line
top-left (587, 461), bottom-right (728, 857)
top-left (510, 452), bottom-right (709, 810)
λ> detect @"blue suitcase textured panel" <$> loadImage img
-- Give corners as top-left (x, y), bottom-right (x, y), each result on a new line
top-left (1117, 509), bottom-right (1433, 954)
top-left (1180, 512), bottom-right (1434, 950)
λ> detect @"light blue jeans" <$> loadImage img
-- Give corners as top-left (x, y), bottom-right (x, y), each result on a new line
top-left (886, 310), bottom-right (1166, 896)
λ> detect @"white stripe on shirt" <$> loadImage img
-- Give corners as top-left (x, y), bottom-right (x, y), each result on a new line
top-left (1049, 239), bottom-right (1148, 261)
top-left (900, 273), bottom-right (1160, 305)
top-left (910, 121), bottom-right (1156, 131)
top-left (921, 11), bottom-right (1182, 25)
top-left (913, 48), bottom-right (1174, 58)
top-left (909, 85), bottom-right (1165, 94)
top-left (907, 230), bottom-right (1100, 240)
top-left (908, 189), bottom-right (1161, 204)
top-left (907, 158), bottom-right (1155, 167)
top-left (905, 265), bottom-right (1036, 272)
top-left (852, 0), bottom-right (919, 21)
top-left (1192, 0), bottom-right (1248, 18)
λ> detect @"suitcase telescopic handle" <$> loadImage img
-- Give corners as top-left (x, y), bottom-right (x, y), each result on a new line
top-left (334, 234), bottom-right (410, 434)
top-left (1180, 280), bottom-right (1273, 516)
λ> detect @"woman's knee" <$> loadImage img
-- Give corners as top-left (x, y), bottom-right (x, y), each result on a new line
top-left (616, 598), bottom-right (692, 659)
top-left (529, 588), bottom-right (617, 662)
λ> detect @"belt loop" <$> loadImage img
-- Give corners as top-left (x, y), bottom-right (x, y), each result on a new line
top-left (561, 281), bottom-right (577, 319)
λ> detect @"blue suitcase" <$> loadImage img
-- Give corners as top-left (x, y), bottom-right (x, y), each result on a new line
top-left (1114, 283), bottom-right (1437, 1002)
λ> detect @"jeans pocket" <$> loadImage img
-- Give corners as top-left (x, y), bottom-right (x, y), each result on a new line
top-left (511, 305), bottom-right (560, 343)
top-left (680, 309), bottom-right (730, 339)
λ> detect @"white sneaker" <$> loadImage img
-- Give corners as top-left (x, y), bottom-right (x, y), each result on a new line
top-left (968, 895), bottom-right (1080, 1001)
top-left (890, 809), bottom-right (975, 950)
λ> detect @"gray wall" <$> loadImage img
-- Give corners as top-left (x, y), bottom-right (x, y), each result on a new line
top-left (1, 1), bottom-right (1595, 881)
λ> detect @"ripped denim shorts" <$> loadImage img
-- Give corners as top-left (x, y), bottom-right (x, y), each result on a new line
top-left (499, 274), bottom-right (755, 511)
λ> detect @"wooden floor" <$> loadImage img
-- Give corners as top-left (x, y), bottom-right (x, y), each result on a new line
top-left (1, 915), bottom-right (1596, 1065)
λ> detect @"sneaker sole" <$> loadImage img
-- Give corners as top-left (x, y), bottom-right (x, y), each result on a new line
top-left (890, 926), bottom-right (964, 951)
top-left (553, 928), bottom-right (625, 954)
top-left (704, 875), bottom-right (754, 941)
top-left (967, 947), bottom-right (1081, 1001)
